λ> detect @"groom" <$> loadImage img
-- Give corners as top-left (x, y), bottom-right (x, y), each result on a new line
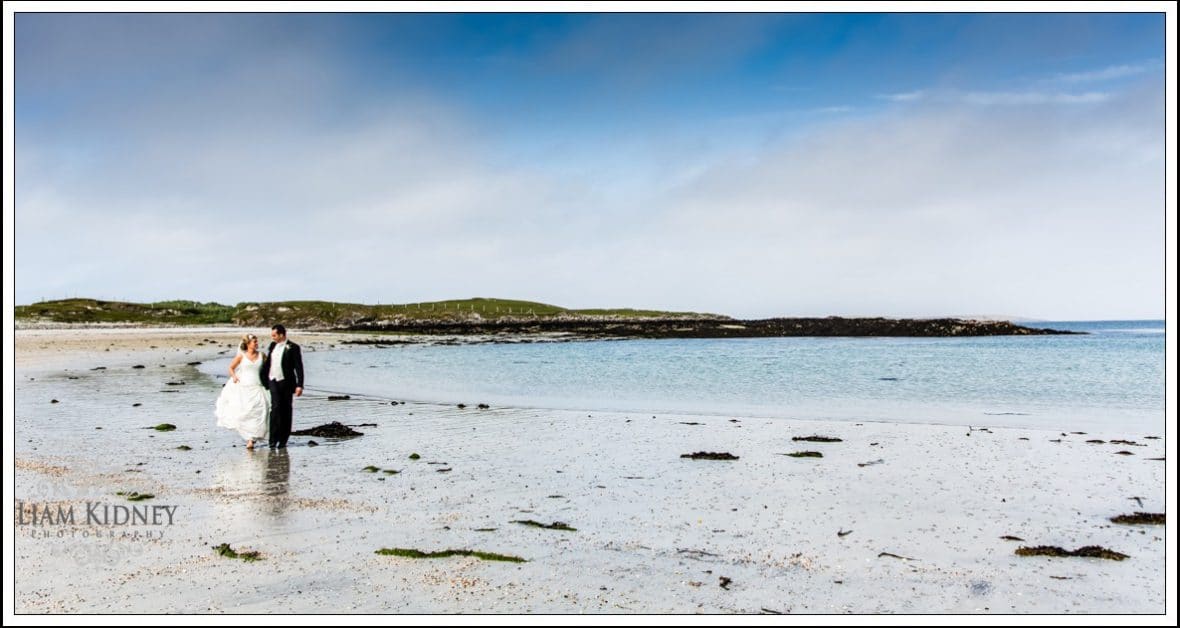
top-left (260, 324), bottom-right (304, 449)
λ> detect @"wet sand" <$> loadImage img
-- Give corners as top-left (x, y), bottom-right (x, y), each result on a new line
top-left (12, 329), bottom-right (1168, 613)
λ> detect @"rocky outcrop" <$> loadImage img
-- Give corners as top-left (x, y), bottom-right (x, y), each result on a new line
top-left (345, 317), bottom-right (1080, 338)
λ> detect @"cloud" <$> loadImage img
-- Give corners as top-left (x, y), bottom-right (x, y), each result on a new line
top-left (882, 88), bottom-right (1111, 106)
top-left (644, 78), bottom-right (1164, 318)
top-left (13, 16), bottom-right (1166, 319)
top-left (1052, 61), bottom-right (1158, 83)
top-left (882, 90), bottom-right (927, 103)
top-left (962, 90), bottom-right (1111, 106)
top-left (16, 71), bottom-right (1164, 318)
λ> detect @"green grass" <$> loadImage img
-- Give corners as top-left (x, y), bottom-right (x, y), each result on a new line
top-left (568, 307), bottom-right (716, 318)
top-left (17, 297), bottom-right (721, 327)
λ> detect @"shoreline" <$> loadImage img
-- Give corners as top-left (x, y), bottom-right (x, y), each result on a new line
top-left (14, 327), bottom-right (391, 372)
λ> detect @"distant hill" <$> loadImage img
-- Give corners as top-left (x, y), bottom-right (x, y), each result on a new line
top-left (14, 298), bottom-right (1078, 337)
top-left (14, 298), bottom-right (724, 328)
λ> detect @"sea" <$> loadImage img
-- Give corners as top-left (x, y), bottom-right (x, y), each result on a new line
top-left (286, 320), bottom-right (1166, 434)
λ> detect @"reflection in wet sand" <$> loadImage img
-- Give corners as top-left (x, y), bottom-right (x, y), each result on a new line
top-left (263, 450), bottom-right (290, 518)
top-left (211, 449), bottom-right (291, 523)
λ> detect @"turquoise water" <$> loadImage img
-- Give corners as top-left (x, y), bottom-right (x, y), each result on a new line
top-left (298, 320), bottom-right (1165, 433)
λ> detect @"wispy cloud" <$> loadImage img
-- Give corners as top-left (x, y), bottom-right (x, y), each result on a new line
top-left (882, 90), bottom-right (927, 103)
top-left (812, 105), bottom-right (854, 114)
top-left (962, 90), bottom-right (1110, 106)
top-left (1053, 61), bottom-right (1157, 83)
top-left (880, 60), bottom-right (1160, 108)
top-left (881, 88), bottom-right (1110, 106)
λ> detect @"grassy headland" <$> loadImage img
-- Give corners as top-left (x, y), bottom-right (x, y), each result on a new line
top-left (14, 299), bottom-right (236, 325)
top-left (15, 297), bottom-right (721, 328)
top-left (15, 298), bottom-right (1078, 337)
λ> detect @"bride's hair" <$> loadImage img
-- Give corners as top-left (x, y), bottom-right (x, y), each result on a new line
top-left (239, 334), bottom-right (259, 352)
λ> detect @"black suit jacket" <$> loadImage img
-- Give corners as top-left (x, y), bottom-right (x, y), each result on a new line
top-left (260, 340), bottom-right (304, 389)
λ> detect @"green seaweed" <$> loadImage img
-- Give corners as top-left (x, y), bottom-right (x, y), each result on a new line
top-left (176, 445), bottom-right (192, 451)
top-left (374, 547), bottom-right (526, 563)
top-left (791, 435), bottom-right (843, 443)
top-left (409, 453), bottom-right (421, 460)
top-left (362, 465), bottom-right (380, 473)
top-left (115, 491), bottom-right (155, 501)
top-left (152, 423), bottom-right (177, 431)
top-left (382, 469), bottom-right (401, 475)
top-left (784, 451), bottom-right (823, 458)
top-left (214, 543), bottom-right (262, 562)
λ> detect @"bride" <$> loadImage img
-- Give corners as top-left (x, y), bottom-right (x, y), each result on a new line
top-left (215, 334), bottom-right (270, 449)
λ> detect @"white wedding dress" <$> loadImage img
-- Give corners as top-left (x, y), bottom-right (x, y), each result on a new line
top-left (215, 351), bottom-right (270, 441)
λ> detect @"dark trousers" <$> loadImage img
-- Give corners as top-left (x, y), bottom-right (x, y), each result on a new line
top-left (267, 378), bottom-right (295, 446)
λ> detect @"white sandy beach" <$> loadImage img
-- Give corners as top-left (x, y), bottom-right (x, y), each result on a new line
top-left (11, 328), bottom-right (1169, 614)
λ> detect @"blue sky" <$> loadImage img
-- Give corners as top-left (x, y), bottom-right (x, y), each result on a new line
top-left (13, 11), bottom-right (1168, 318)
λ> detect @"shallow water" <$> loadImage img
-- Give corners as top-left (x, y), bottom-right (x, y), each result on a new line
top-left (201, 320), bottom-right (1165, 434)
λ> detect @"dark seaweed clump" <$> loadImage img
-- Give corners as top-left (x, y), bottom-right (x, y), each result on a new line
top-left (1015, 545), bottom-right (1128, 561)
top-left (1110, 512), bottom-right (1164, 525)
top-left (291, 422), bottom-right (363, 438)
top-left (513, 519), bottom-right (577, 531)
top-left (681, 452), bottom-right (739, 460)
